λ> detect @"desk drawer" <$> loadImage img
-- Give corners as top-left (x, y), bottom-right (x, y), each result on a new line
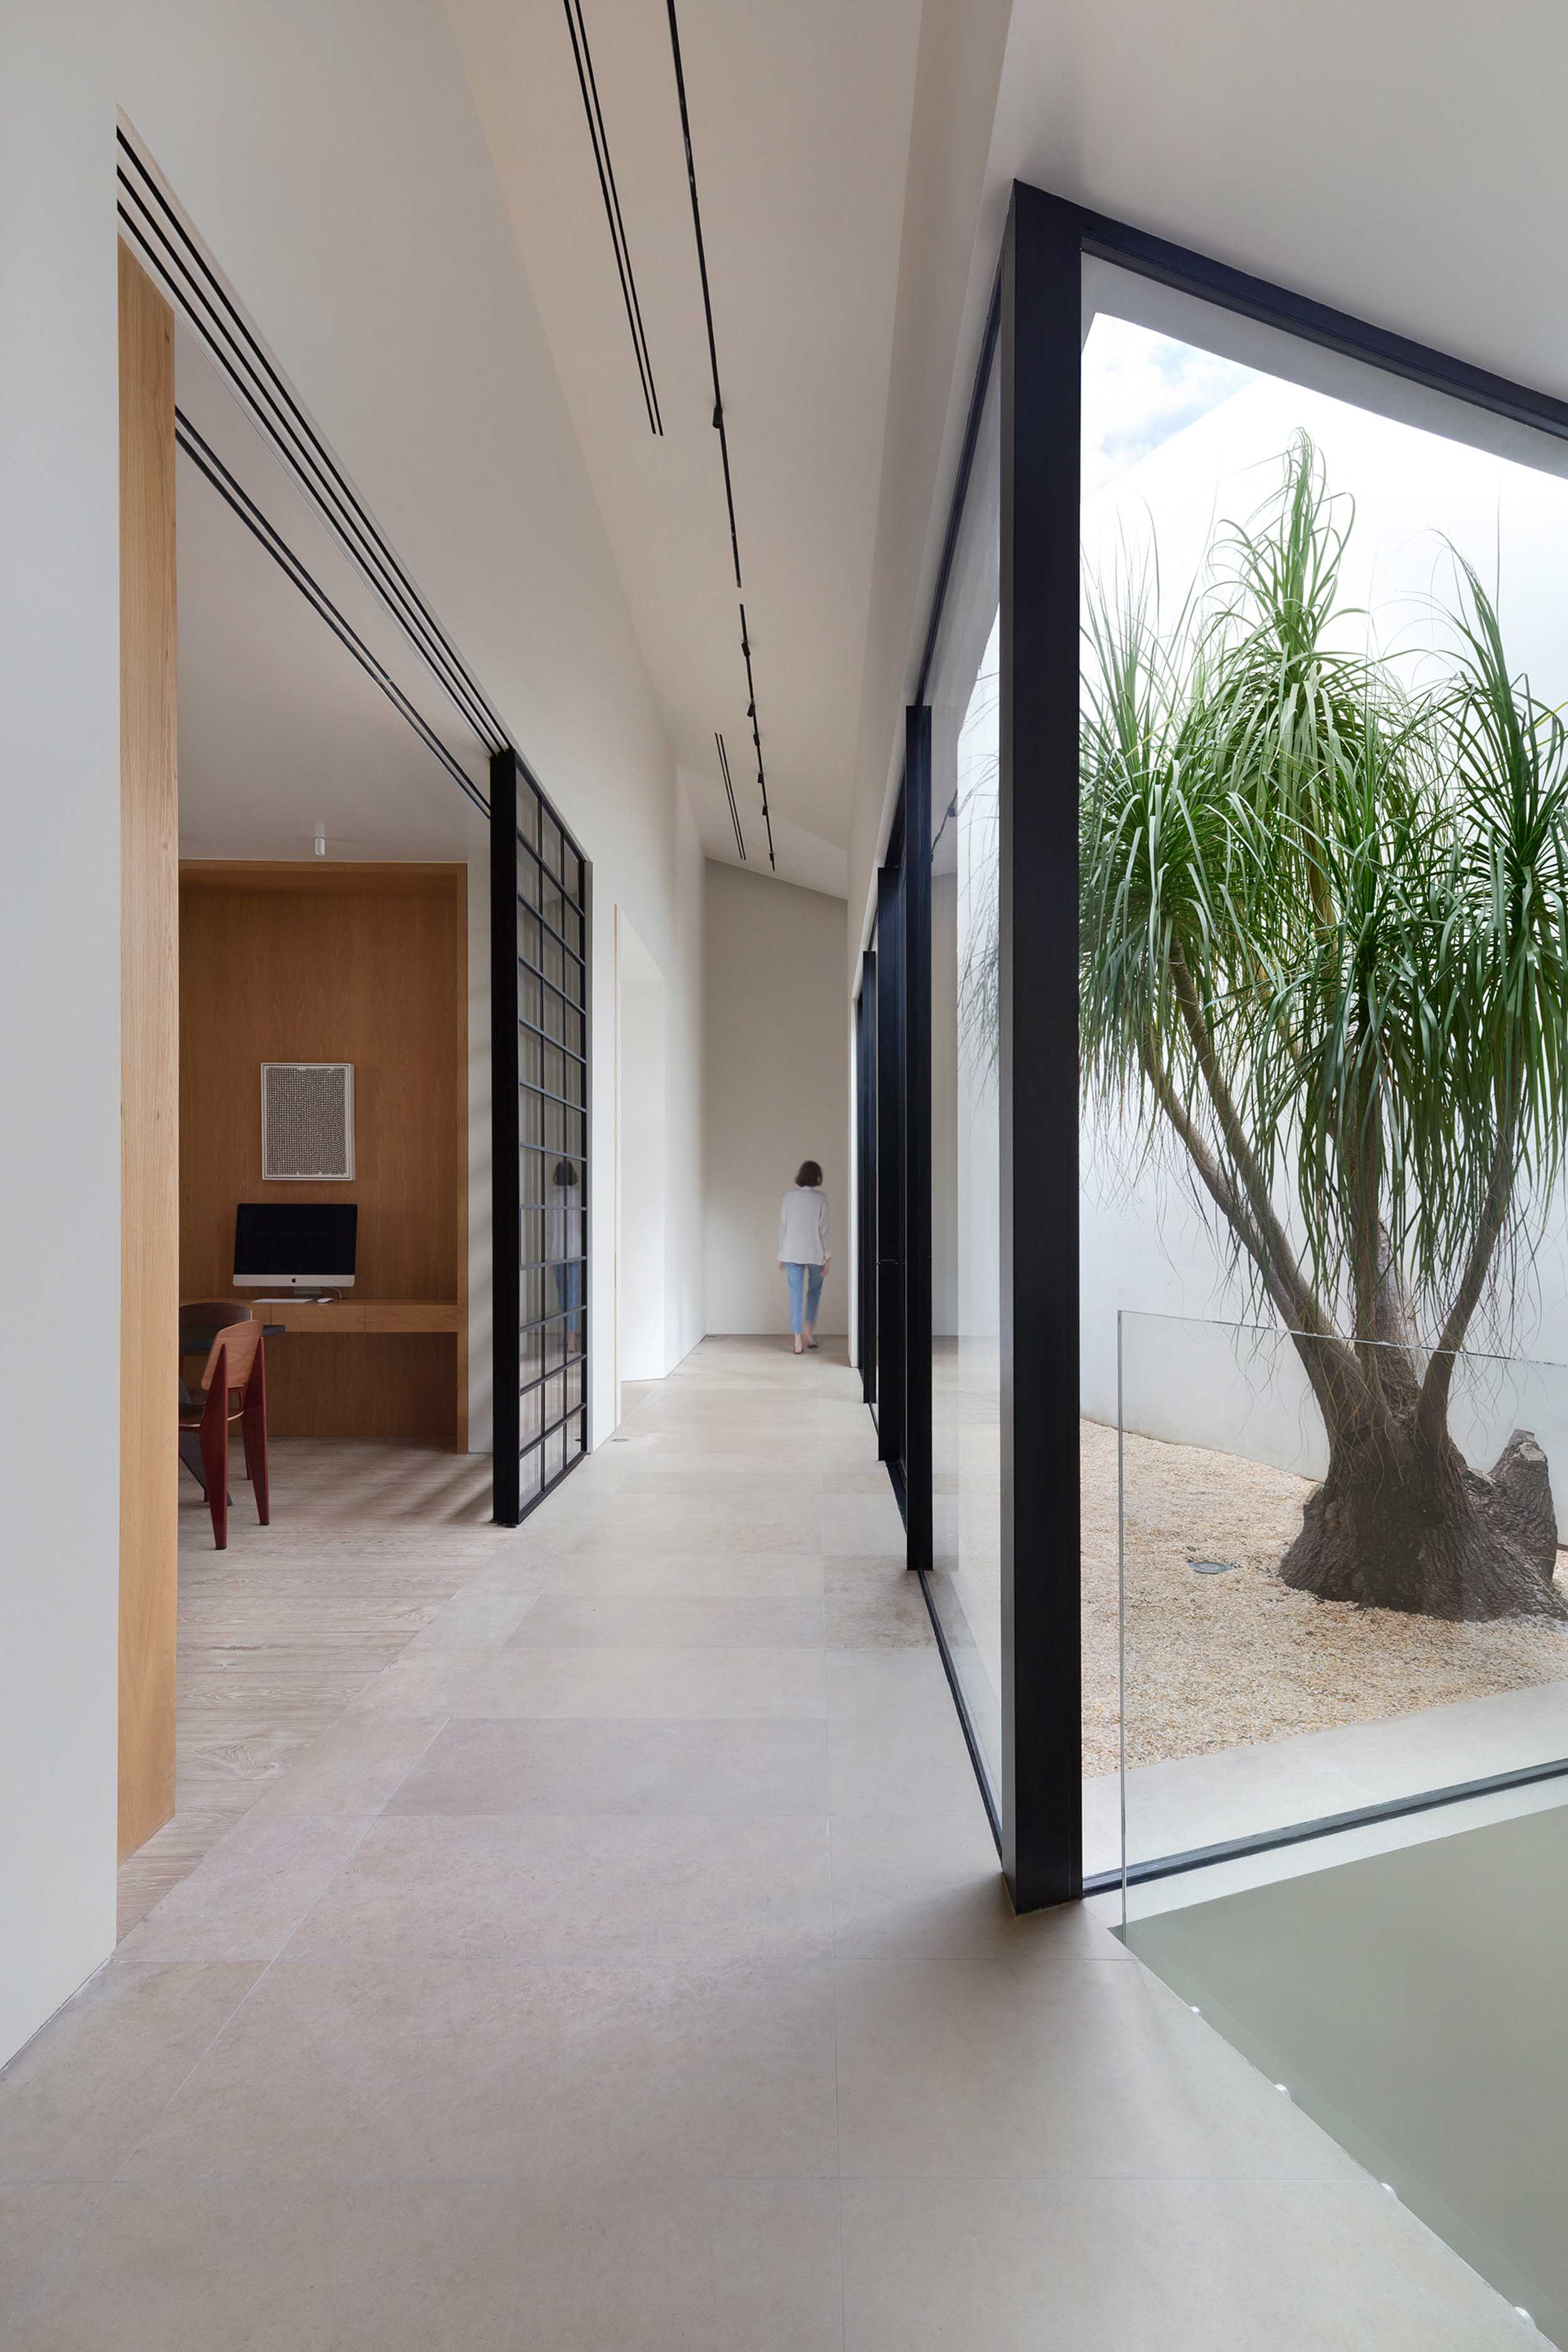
top-left (263, 1302), bottom-right (366, 1334)
top-left (362, 1301), bottom-right (460, 1334)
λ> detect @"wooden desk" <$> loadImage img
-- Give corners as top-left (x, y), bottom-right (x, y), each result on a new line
top-left (252, 1299), bottom-right (466, 1447)
top-left (253, 1298), bottom-right (460, 1336)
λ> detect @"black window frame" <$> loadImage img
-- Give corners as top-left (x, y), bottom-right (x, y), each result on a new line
top-left (874, 176), bottom-right (1568, 1913)
top-left (491, 746), bottom-right (592, 1526)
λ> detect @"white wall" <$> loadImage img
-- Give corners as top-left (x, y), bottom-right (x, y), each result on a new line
top-left (615, 911), bottom-right (668, 1387)
top-left (1, 0), bottom-right (707, 2067)
top-left (704, 863), bottom-right (849, 1334)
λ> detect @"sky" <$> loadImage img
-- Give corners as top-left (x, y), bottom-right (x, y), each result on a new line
top-left (1081, 315), bottom-right (1254, 499)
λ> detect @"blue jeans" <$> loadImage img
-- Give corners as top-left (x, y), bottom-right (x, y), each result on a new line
top-left (784, 1261), bottom-right (824, 1336)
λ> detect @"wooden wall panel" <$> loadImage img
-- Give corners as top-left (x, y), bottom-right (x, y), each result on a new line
top-left (178, 866), bottom-right (466, 1447)
top-left (119, 245), bottom-right (180, 1862)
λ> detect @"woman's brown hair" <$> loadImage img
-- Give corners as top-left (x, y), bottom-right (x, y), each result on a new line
top-left (795, 1160), bottom-right (823, 1188)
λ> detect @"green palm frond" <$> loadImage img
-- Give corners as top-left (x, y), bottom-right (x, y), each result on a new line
top-left (1081, 435), bottom-right (1568, 1357)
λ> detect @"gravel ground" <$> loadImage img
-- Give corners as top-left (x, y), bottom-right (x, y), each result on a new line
top-left (1081, 1417), bottom-right (1568, 1777)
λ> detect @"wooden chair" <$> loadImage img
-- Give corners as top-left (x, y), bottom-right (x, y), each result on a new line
top-left (178, 1301), bottom-right (253, 1496)
top-left (179, 1319), bottom-right (270, 1549)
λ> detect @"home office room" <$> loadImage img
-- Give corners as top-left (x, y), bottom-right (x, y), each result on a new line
top-left (117, 181), bottom-right (511, 1930)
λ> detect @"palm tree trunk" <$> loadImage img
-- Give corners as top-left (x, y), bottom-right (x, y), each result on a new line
top-left (1279, 1362), bottom-right (1564, 1619)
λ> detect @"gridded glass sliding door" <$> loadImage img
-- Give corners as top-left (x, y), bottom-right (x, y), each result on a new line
top-left (491, 747), bottom-right (590, 1525)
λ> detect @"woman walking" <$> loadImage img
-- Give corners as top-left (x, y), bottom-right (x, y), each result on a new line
top-left (778, 1159), bottom-right (830, 1356)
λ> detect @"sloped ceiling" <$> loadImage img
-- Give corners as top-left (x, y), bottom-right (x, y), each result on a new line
top-left (447, 0), bottom-right (924, 895)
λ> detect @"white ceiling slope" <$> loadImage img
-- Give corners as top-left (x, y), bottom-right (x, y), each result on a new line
top-left (985, 0), bottom-right (1568, 405)
top-left (176, 321), bottom-right (489, 866)
top-left (447, 0), bottom-right (923, 896)
top-left (846, 0), bottom-right (1568, 962)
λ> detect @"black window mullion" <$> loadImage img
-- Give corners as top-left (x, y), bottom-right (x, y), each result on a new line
top-left (515, 878), bottom-right (588, 969)
top-left (494, 746), bottom-right (591, 1531)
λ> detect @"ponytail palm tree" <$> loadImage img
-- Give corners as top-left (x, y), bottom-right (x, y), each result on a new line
top-left (1082, 434), bottom-right (1568, 1619)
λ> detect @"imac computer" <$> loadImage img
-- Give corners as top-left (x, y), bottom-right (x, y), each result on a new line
top-left (234, 1202), bottom-right (358, 1299)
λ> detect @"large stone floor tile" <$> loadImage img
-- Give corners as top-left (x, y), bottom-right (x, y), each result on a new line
top-left (0, 1963), bottom-right (258, 2182)
top-left (341, 1650), bottom-right (489, 1718)
top-left (819, 1491), bottom-right (908, 1556)
top-left (129, 1955), bottom-right (837, 2183)
top-left (825, 1649), bottom-right (955, 1715)
top-left (569, 1501), bottom-right (814, 1556)
top-left (115, 1815), bottom-right (374, 1964)
top-left (828, 1812), bottom-right (1126, 1964)
top-left (538, 1551), bottom-right (824, 1598)
top-left (828, 1673), bottom-right (980, 1819)
top-left (504, 1593), bottom-right (825, 1649)
top-left (824, 1562), bottom-right (933, 1649)
top-left (0, 2185), bottom-right (95, 2329)
top-left (457, 1646), bottom-right (827, 1721)
top-left (3, 2176), bottom-right (844, 2352)
top-left (389, 1717), bottom-right (829, 1816)
top-left (243, 1714), bottom-right (443, 1819)
top-left (286, 1813), bottom-right (832, 1967)
top-left (840, 2177), bottom-right (1534, 2351)
top-left (834, 1954), bottom-right (1362, 2180)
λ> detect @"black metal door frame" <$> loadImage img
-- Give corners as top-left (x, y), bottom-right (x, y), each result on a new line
top-left (856, 947), bottom-right (878, 1411)
top-left (997, 185), bottom-right (1083, 1910)
top-left (902, 706), bottom-right (933, 1575)
top-left (874, 825), bottom-right (907, 1503)
top-left (490, 744), bottom-right (592, 1528)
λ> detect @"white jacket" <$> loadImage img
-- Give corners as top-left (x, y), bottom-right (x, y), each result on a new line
top-left (778, 1186), bottom-right (830, 1266)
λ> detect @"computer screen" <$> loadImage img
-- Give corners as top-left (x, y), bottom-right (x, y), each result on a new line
top-left (233, 1202), bottom-right (358, 1287)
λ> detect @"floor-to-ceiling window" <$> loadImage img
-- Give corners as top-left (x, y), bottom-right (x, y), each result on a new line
top-left (924, 356), bottom-right (1003, 1812)
top-left (861, 178), bottom-right (1568, 1916)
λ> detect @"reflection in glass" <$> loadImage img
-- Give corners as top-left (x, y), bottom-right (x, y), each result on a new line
top-left (926, 356), bottom-right (1002, 1803)
top-left (548, 1157), bottom-right (585, 1353)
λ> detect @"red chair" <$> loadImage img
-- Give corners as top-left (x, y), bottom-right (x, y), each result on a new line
top-left (178, 1319), bottom-right (270, 1549)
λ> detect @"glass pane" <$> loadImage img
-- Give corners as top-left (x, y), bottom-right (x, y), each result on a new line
top-left (539, 811), bottom-right (561, 881)
top-left (924, 343), bottom-right (1002, 1804)
top-left (1078, 272), bottom-right (1568, 1876)
top-left (516, 790), bottom-right (539, 852)
top-left (521, 1090), bottom-right (544, 1147)
top-left (1113, 1317), bottom-right (1568, 1885)
top-left (520, 1380), bottom-right (544, 1442)
top-left (519, 1443), bottom-right (544, 1503)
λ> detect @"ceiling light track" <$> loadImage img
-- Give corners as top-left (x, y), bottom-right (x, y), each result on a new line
top-left (116, 129), bottom-right (507, 762)
top-left (714, 732), bottom-right (745, 859)
top-left (664, 0), bottom-right (775, 870)
top-left (174, 409), bottom-right (488, 817)
top-left (563, 0), bottom-right (663, 437)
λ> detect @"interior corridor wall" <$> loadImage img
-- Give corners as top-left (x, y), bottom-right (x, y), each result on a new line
top-left (1, 0), bottom-right (706, 2068)
top-left (704, 862), bottom-right (849, 1336)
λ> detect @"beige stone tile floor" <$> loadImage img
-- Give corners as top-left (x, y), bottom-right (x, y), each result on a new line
top-left (0, 1338), bottom-right (1540, 2347)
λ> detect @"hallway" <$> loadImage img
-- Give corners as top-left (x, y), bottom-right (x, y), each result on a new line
top-left (0, 1342), bottom-right (1532, 2347)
